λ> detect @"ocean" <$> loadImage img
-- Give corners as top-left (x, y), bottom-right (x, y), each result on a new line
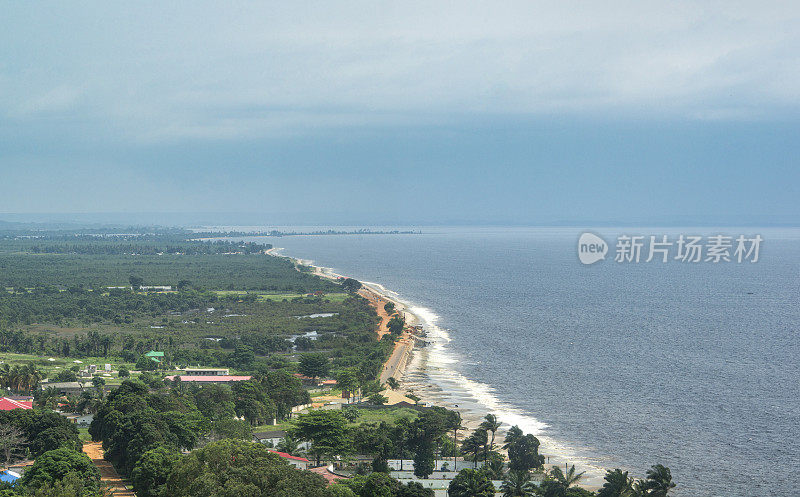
top-left (236, 226), bottom-right (799, 497)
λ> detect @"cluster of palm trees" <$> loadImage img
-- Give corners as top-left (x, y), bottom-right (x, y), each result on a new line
top-left (451, 412), bottom-right (675, 497)
top-left (595, 465), bottom-right (676, 497)
top-left (496, 463), bottom-right (676, 497)
top-left (461, 414), bottom-right (503, 467)
top-left (495, 463), bottom-right (676, 497)
top-left (0, 363), bottom-right (44, 393)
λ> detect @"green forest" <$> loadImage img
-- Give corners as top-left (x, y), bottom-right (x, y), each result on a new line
top-left (0, 229), bottom-right (676, 497)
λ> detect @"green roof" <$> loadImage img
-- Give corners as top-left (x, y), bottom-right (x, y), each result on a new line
top-left (144, 351), bottom-right (164, 357)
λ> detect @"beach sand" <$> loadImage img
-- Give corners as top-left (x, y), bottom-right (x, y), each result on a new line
top-left (269, 248), bottom-right (601, 487)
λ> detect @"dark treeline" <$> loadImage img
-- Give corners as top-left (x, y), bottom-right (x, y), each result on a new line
top-left (193, 228), bottom-right (420, 238)
top-left (0, 232), bottom-right (270, 256)
top-left (0, 290), bottom-right (386, 375)
top-left (24, 241), bottom-right (269, 255)
top-left (0, 223), bottom-right (187, 237)
top-left (0, 288), bottom-right (216, 327)
top-left (0, 408), bottom-right (100, 496)
top-left (0, 253), bottom-right (333, 291)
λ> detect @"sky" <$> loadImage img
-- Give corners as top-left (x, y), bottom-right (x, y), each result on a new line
top-left (1, 1), bottom-right (798, 226)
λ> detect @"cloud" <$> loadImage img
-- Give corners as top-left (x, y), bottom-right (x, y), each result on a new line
top-left (1, 1), bottom-right (798, 142)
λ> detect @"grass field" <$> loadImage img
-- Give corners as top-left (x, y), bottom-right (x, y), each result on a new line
top-left (78, 427), bottom-right (92, 442)
top-left (0, 352), bottom-right (132, 371)
top-left (0, 352), bottom-right (135, 385)
top-left (252, 406), bottom-right (420, 435)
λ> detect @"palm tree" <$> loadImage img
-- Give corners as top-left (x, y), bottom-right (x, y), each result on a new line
top-left (481, 414), bottom-right (501, 451)
top-left (461, 431), bottom-right (485, 469)
top-left (2, 364), bottom-right (43, 393)
top-left (452, 412), bottom-right (465, 468)
top-left (500, 470), bottom-right (537, 497)
top-left (276, 434), bottom-right (301, 455)
top-left (485, 457), bottom-right (506, 480)
top-left (503, 425), bottom-right (523, 450)
top-left (448, 468), bottom-right (496, 497)
top-left (480, 414), bottom-right (501, 463)
top-left (471, 428), bottom-right (488, 467)
top-left (549, 464), bottom-right (585, 490)
top-left (640, 464), bottom-right (675, 497)
top-left (21, 363), bottom-right (43, 392)
top-left (386, 377), bottom-right (399, 390)
top-left (598, 468), bottom-right (636, 497)
top-left (0, 364), bottom-right (12, 393)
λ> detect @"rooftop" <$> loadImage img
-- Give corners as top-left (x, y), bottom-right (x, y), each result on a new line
top-left (164, 375), bottom-right (252, 382)
top-left (0, 398), bottom-right (32, 411)
top-left (308, 466), bottom-right (347, 484)
top-left (268, 450), bottom-right (310, 463)
top-left (254, 430), bottom-right (287, 439)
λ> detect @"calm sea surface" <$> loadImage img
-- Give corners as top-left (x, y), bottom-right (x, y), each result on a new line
top-left (236, 226), bottom-right (799, 497)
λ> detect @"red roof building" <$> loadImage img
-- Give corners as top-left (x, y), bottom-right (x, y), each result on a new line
top-left (268, 450), bottom-right (310, 469)
top-left (0, 398), bottom-right (33, 410)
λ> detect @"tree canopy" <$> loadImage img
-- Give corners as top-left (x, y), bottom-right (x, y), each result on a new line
top-left (165, 439), bottom-right (328, 497)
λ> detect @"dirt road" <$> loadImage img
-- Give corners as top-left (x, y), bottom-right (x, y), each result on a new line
top-left (379, 333), bottom-right (414, 384)
top-left (358, 288), bottom-right (393, 339)
top-left (83, 442), bottom-right (136, 497)
top-left (357, 287), bottom-right (416, 385)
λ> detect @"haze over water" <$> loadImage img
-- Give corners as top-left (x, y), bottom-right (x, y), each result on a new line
top-left (242, 226), bottom-right (799, 497)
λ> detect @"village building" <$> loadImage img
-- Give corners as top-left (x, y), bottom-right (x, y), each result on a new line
top-left (268, 450), bottom-right (310, 470)
top-left (0, 397), bottom-right (32, 410)
top-left (164, 375), bottom-right (252, 384)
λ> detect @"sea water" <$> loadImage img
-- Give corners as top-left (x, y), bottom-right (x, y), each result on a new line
top-left (237, 226), bottom-right (799, 497)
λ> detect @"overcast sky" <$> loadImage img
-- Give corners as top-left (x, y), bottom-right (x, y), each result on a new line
top-left (1, 1), bottom-right (798, 225)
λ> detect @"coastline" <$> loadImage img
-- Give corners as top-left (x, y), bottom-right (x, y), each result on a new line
top-left (273, 247), bottom-right (419, 393)
top-left (268, 247), bottom-right (440, 409)
top-left (267, 246), bottom-right (606, 488)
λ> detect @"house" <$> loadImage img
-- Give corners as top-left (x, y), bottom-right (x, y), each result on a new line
top-left (0, 398), bottom-right (32, 410)
top-left (183, 368), bottom-right (230, 376)
top-left (60, 413), bottom-right (94, 427)
top-left (164, 375), bottom-right (252, 384)
top-left (144, 351), bottom-right (164, 363)
top-left (255, 431), bottom-right (311, 451)
top-left (268, 450), bottom-right (310, 470)
top-left (254, 430), bottom-right (287, 446)
top-left (39, 382), bottom-right (93, 395)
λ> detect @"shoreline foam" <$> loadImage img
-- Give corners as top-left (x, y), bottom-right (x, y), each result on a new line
top-left (269, 246), bottom-right (607, 488)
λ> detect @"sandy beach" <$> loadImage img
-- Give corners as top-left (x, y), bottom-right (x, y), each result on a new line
top-left (267, 246), bottom-right (610, 490)
top-left (269, 248), bottom-right (491, 431)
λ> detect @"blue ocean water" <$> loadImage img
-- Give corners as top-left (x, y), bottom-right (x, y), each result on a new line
top-left (239, 226), bottom-right (799, 496)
